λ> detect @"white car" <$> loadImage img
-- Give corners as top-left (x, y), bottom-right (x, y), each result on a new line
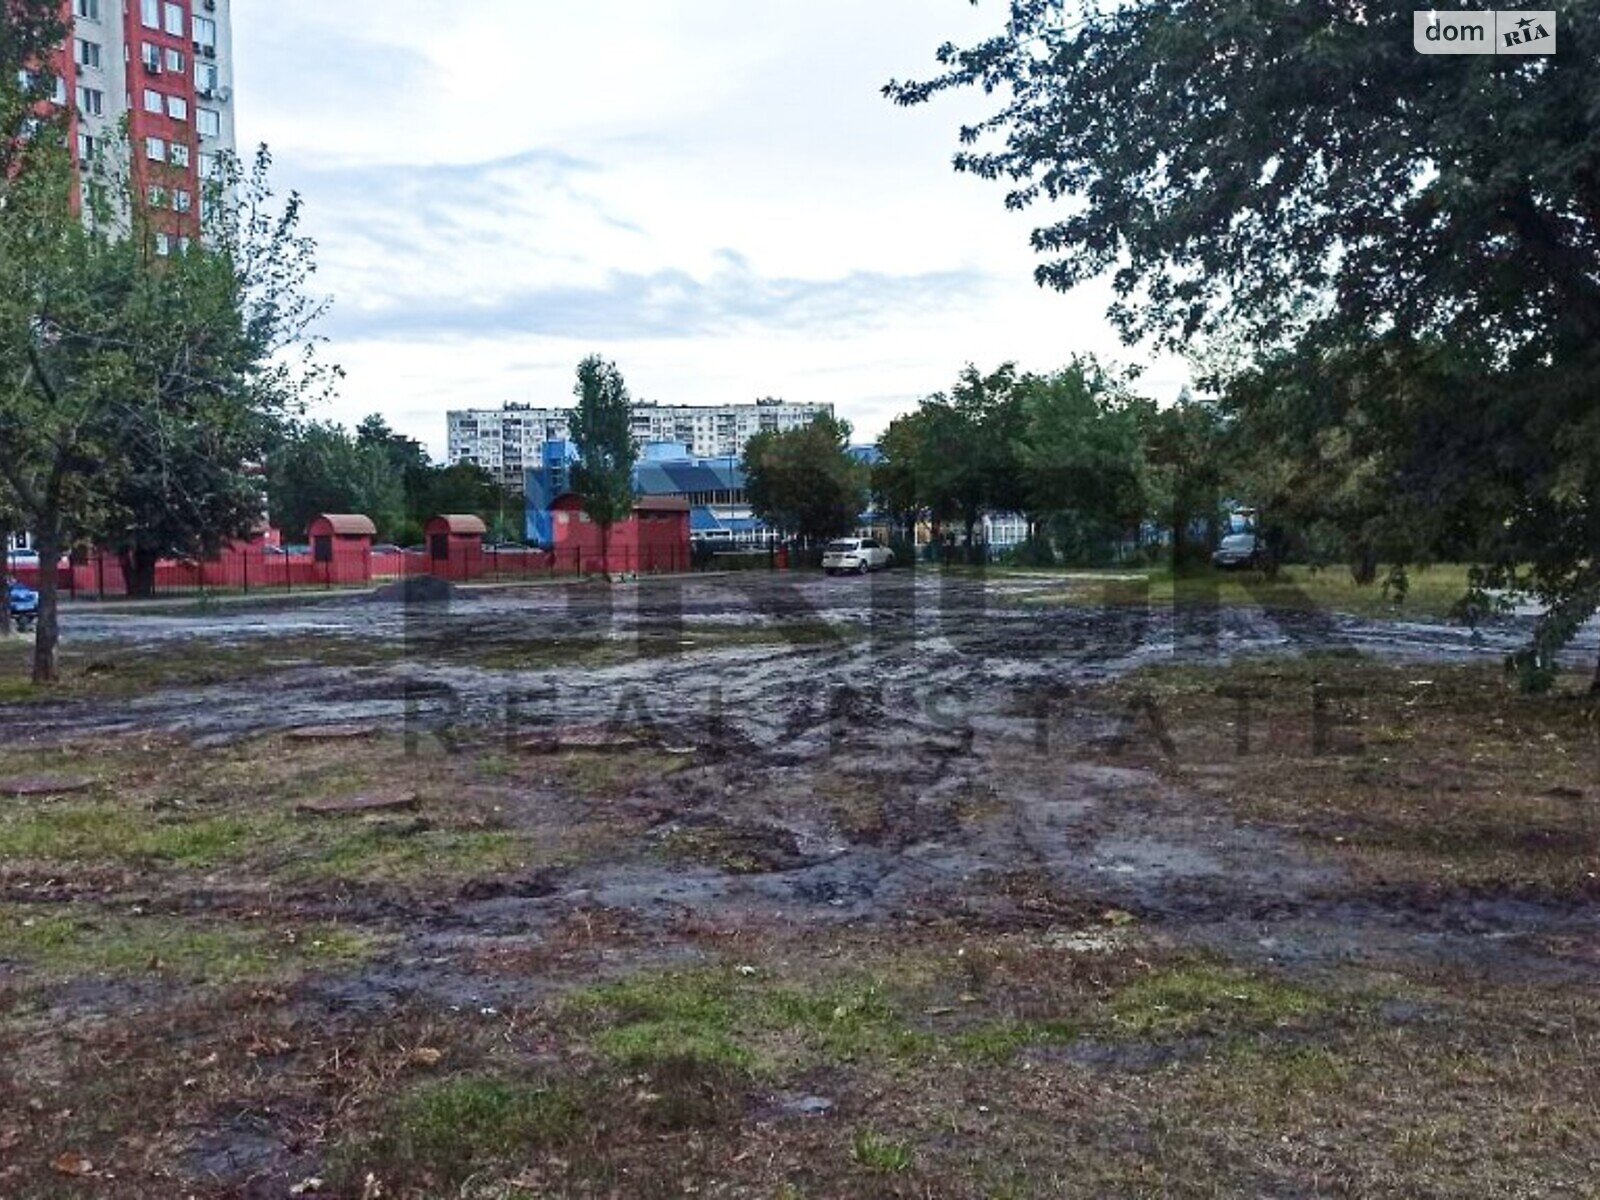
top-left (822, 537), bottom-right (893, 575)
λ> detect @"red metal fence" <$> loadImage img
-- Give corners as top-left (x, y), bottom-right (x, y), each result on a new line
top-left (7, 542), bottom-right (698, 602)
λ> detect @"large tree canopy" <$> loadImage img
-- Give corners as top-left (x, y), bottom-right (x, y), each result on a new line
top-left (744, 414), bottom-right (867, 544)
top-left (893, 1), bottom-right (1600, 686)
top-left (888, 0), bottom-right (1600, 357)
top-left (1, 13), bottom-right (334, 676)
top-left (875, 367), bottom-right (1021, 552)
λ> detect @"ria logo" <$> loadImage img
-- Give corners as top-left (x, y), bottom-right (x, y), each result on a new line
top-left (1413, 10), bottom-right (1556, 55)
top-left (1500, 12), bottom-right (1553, 48)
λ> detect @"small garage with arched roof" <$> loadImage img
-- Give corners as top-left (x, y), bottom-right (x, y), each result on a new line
top-left (424, 514), bottom-right (488, 580)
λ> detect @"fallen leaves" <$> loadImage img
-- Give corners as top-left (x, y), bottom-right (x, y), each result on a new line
top-left (51, 1151), bottom-right (92, 1177)
top-left (406, 1046), bottom-right (443, 1068)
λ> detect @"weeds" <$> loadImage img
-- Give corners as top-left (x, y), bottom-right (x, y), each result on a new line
top-left (852, 1127), bottom-right (914, 1173)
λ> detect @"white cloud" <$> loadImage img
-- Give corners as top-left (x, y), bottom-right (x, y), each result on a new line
top-left (233, 1), bottom-right (1190, 457)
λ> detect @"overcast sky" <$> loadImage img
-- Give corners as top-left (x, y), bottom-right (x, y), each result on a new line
top-left (233, 1), bottom-right (1191, 460)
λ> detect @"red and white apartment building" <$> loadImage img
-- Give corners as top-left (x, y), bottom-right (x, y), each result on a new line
top-left (51, 0), bottom-right (236, 255)
top-left (6, 0), bottom-right (237, 559)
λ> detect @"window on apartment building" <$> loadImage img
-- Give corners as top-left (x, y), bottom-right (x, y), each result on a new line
top-left (165, 48), bottom-right (185, 72)
top-left (143, 88), bottom-right (163, 114)
top-left (166, 95), bottom-right (187, 120)
top-left (147, 185), bottom-right (168, 209)
top-left (193, 16), bottom-right (217, 49)
top-left (198, 150), bottom-right (216, 177)
top-left (178, 236), bottom-right (192, 254)
top-left (196, 107), bottom-right (220, 138)
top-left (75, 0), bottom-right (100, 19)
top-left (52, 76), bottom-right (68, 105)
top-left (173, 189), bottom-right (191, 213)
top-left (141, 0), bottom-right (159, 28)
top-left (164, 3), bottom-right (185, 36)
top-left (76, 131), bottom-right (96, 164)
top-left (195, 61), bottom-right (218, 94)
top-left (170, 142), bottom-right (190, 167)
top-left (75, 39), bottom-right (101, 69)
top-left (145, 136), bottom-right (166, 162)
top-left (153, 233), bottom-right (171, 257)
top-left (142, 43), bottom-right (161, 73)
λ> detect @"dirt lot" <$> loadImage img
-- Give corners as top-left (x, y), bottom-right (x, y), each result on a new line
top-left (1, 569), bottom-right (1597, 1198)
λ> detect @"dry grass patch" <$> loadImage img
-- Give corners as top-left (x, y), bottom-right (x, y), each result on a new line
top-left (1101, 655), bottom-right (1600, 895)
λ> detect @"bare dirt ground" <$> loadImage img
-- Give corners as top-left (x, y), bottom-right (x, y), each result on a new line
top-left (1, 570), bottom-right (1597, 1198)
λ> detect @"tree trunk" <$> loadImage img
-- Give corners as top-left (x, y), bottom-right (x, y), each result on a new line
top-left (599, 521), bottom-right (612, 582)
top-left (31, 525), bottom-right (61, 684)
top-left (1592, 640), bottom-right (1600, 696)
top-left (1170, 504), bottom-right (1189, 569)
top-left (120, 547), bottom-right (160, 599)
top-left (1350, 543), bottom-right (1378, 586)
top-left (0, 531), bottom-right (11, 639)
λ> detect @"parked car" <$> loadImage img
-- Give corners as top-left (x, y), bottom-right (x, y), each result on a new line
top-left (822, 537), bottom-right (894, 575)
top-left (371, 544), bottom-right (404, 555)
top-left (6, 577), bottom-right (39, 633)
top-left (1212, 532), bottom-right (1263, 570)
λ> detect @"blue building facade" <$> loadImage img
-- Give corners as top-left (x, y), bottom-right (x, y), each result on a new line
top-left (523, 440), bottom-right (581, 546)
top-left (525, 441), bottom-right (771, 548)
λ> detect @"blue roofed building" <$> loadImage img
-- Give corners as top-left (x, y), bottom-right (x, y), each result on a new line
top-left (525, 441), bottom-right (772, 549)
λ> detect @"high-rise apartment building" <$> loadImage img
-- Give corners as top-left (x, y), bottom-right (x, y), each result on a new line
top-left (448, 399), bottom-right (836, 492)
top-left (50, 0), bottom-right (236, 255)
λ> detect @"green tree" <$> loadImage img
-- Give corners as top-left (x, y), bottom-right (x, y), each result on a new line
top-left (410, 462), bottom-right (510, 545)
top-left (1016, 360), bottom-right (1151, 565)
top-left (265, 422), bottom-right (404, 542)
top-left (0, 18), bottom-right (96, 677)
top-left (0, 1), bottom-right (67, 188)
top-left (1142, 390), bottom-right (1227, 569)
top-left (892, 1), bottom-right (1600, 685)
top-left (1, 110), bottom-right (331, 677)
top-left (569, 356), bottom-right (637, 575)
top-left (874, 409), bottom-right (933, 543)
top-left (874, 365), bottom-right (1027, 560)
top-left (744, 414), bottom-right (866, 544)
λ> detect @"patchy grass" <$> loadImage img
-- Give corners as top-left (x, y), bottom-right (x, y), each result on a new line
top-left (0, 634), bottom-right (404, 700)
top-left (340, 1075), bottom-right (587, 1193)
top-left (593, 1019), bottom-right (755, 1071)
top-left (3, 590), bottom-right (1598, 1198)
top-left (0, 733), bottom-right (560, 888)
top-left (0, 906), bottom-right (375, 981)
top-left (287, 825), bottom-right (529, 883)
top-left (567, 967), bottom-right (934, 1073)
top-left (0, 800), bottom-right (285, 867)
top-left (1108, 964), bottom-right (1327, 1037)
top-left (1001, 562), bottom-right (1478, 620)
top-left (547, 747), bottom-right (692, 798)
top-left (852, 1127), bottom-right (914, 1174)
top-left (1098, 655), bottom-right (1600, 895)
top-left (951, 1018), bottom-right (1079, 1063)
top-left (656, 820), bottom-right (804, 874)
